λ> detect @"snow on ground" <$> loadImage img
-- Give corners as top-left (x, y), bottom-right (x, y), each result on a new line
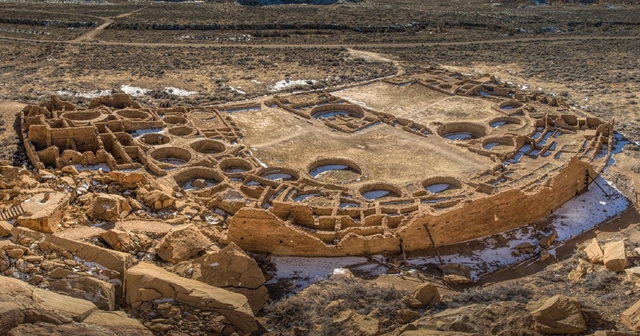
top-left (120, 85), bottom-right (149, 96)
top-left (270, 79), bottom-right (316, 92)
top-left (55, 85), bottom-right (198, 98)
top-left (266, 256), bottom-right (367, 291)
top-left (228, 86), bottom-right (246, 95)
top-left (55, 89), bottom-right (112, 99)
top-left (73, 163), bottom-right (111, 172)
top-left (164, 87), bottom-right (198, 97)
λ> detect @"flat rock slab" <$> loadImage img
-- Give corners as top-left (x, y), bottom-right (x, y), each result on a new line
top-left (126, 262), bottom-right (257, 334)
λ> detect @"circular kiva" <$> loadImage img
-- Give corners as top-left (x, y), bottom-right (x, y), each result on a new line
top-left (421, 176), bottom-right (463, 194)
top-left (149, 146), bottom-right (192, 166)
top-left (190, 139), bottom-right (227, 155)
top-left (140, 133), bottom-right (171, 146)
top-left (358, 183), bottom-right (404, 201)
top-left (436, 122), bottom-right (487, 141)
top-left (59, 111), bottom-right (108, 123)
top-left (489, 116), bottom-right (524, 129)
top-left (116, 109), bottom-right (152, 121)
top-left (219, 158), bottom-right (255, 176)
top-left (498, 100), bottom-right (524, 111)
top-left (168, 125), bottom-right (196, 136)
top-left (310, 103), bottom-right (364, 120)
top-left (257, 167), bottom-right (300, 182)
top-left (482, 137), bottom-right (515, 151)
top-left (163, 116), bottom-right (188, 125)
top-left (173, 167), bottom-right (225, 191)
top-left (306, 157), bottom-right (363, 184)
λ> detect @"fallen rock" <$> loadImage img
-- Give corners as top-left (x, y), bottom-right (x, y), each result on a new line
top-left (603, 241), bottom-right (627, 272)
top-left (126, 262), bottom-right (257, 333)
top-left (513, 242), bottom-right (536, 255)
top-left (49, 277), bottom-right (115, 311)
top-left (626, 266), bottom-right (640, 282)
top-left (0, 220), bottom-right (12, 237)
top-left (584, 238), bottom-right (604, 264)
top-left (89, 194), bottom-right (131, 221)
top-left (412, 283), bottom-right (440, 306)
top-left (439, 263), bottom-right (472, 278)
top-left (142, 190), bottom-right (175, 210)
top-left (538, 230), bottom-right (558, 248)
top-left (155, 225), bottom-right (210, 263)
top-left (529, 295), bottom-right (586, 334)
top-left (568, 259), bottom-right (592, 281)
top-left (100, 229), bottom-right (152, 254)
top-left (178, 243), bottom-right (268, 314)
top-left (621, 298), bottom-right (640, 331)
top-left (82, 311), bottom-right (152, 336)
top-left (61, 165), bottom-right (79, 176)
top-left (12, 226), bottom-right (133, 302)
top-left (0, 275), bottom-right (97, 331)
top-left (108, 171), bottom-right (145, 184)
top-left (331, 310), bottom-right (379, 336)
top-left (397, 309), bottom-right (420, 323)
top-left (443, 274), bottom-right (472, 284)
top-left (17, 192), bottom-right (70, 233)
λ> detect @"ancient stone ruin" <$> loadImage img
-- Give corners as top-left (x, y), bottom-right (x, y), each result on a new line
top-left (20, 69), bottom-right (614, 257)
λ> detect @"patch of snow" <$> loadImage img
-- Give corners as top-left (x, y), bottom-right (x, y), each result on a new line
top-left (270, 79), bottom-right (316, 92)
top-left (165, 87), bottom-right (198, 96)
top-left (229, 86), bottom-right (246, 95)
top-left (55, 89), bottom-right (112, 99)
top-left (121, 85), bottom-right (149, 96)
top-left (266, 256), bottom-right (368, 292)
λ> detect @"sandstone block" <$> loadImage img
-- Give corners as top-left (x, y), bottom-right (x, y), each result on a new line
top-left (0, 220), bottom-right (12, 237)
top-left (126, 262), bottom-right (257, 334)
top-left (50, 277), bottom-right (115, 311)
top-left (529, 295), bottom-right (586, 334)
top-left (155, 225), bottom-right (210, 263)
top-left (622, 299), bottom-right (640, 331)
top-left (100, 229), bottom-right (152, 253)
top-left (180, 242), bottom-right (269, 314)
top-left (584, 238), bottom-right (604, 264)
top-left (603, 241), bottom-right (627, 272)
top-left (412, 283), bottom-right (441, 306)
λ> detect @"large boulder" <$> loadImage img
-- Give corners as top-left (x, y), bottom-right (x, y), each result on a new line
top-left (412, 283), bottom-right (441, 306)
top-left (155, 225), bottom-right (210, 263)
top-left (49, 277), bottom-right (115, 311)
top-left (529, 295), bottom-right (586, 334)
top-left (100, 229), bottom-right (152, 254)
top-left (439, 263), bottom-right (472, 283)
top-left (126, 262), bottom-right (257, 333)
top-left (603, 241), bottom-right (627, 272)
top-left (175, 242), bottom-right (269, 314)
top-left (621, 299), bottom-right (640, 331)
top-left (89, 194), bottom-right (131, 221)
top-left (0, 220), bottom-right (12, 237)
top-left (0, 286), bottom-right (95, 333)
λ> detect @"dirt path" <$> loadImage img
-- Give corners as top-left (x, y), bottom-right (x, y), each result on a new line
top-left (2, 34), bottom-right (639, 49)
top-left (347, 48), bottom-right (404, 75)
top-left (71, 7), bottom-right (148, 42)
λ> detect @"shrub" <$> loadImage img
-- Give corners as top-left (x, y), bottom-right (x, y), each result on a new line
top-left (264, 277), bottom-right (408, 335)
top-left (448, 282), bottom-right (532, 308)
top-left (582, 271), bottom-right (619, 291)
